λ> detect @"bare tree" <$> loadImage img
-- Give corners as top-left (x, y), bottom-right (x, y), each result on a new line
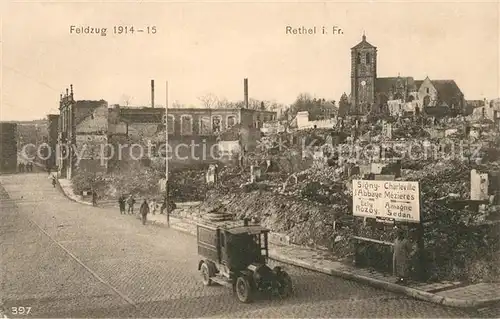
top-left (215, 97), bottom-right (230, 108)
top-left (121, 94), bottom-right (133, 106)
top-left (197, 93), bottom-right (219, 109)
top-left (248, 98), bottom-right (262, 110)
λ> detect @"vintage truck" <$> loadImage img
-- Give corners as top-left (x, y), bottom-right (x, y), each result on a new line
top-left (197, 218), bottom-right (293, 303)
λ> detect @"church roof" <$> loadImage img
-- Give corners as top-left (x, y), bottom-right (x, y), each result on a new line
top-left (431, 80), bottom-right (463, 101)
top-left (375, 77), bottom-right (418, 94)
top-left (351, 35), bottom-right (376, 49)
top-left (415, 80), bottom-right (423, 89)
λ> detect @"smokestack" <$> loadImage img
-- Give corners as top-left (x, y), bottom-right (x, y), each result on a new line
top-left (244, 78), bottom-right (248, 109)
top-left (151, 79), bottom-right (155, 108)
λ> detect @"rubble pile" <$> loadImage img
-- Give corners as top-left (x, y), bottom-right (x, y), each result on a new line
top-left (402, 161), bottom-right (471, 201)
top-left (169, 169), bottom-right (208, 202)
top-left (199, 189), bottom-right (348, 247)
top-left (392, 123), bottom-right (430, 139)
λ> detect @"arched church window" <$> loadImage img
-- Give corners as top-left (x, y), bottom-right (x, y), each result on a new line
top-left (357, 52), bottom-right (361, 64)
top-left (366, 53), bottom-right (370, 64)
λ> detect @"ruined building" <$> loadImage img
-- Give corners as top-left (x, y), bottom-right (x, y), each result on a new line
top-left (56, 85), bottom-right (276, 177)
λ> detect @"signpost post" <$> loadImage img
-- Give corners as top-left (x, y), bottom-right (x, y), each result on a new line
top-left (165, 80), bottom-right (170, 228)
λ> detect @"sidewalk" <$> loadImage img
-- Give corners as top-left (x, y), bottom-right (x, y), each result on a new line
top-left (57, 180), bottom-right (500, 309)
top-left (58, 179), bottom-right (93, 206)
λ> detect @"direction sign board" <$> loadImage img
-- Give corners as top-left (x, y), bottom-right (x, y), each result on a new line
top-left (352, 179), bottom-right (420, 223)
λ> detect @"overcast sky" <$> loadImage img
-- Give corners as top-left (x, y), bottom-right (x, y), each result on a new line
top-left (1, 1), bottom-right (499, 121)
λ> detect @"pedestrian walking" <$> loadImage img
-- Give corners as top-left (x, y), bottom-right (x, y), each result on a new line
top-left (127, 195), bottom-right (136, 214)
top-left (47, 166), bottom-right (51, 175)
top-left (140, 199), bottom-right (150, 225)
top-left (51, 175), bottom-right (57, 188)
top-left (393, 228), bottom-right (413, 285)
top-left (92, 190), bottom-right (98, 206)
top-left (149, 199), bottom-right (157, 215)
top-left (160, 196), bottom-right (167, 215)
top-left (118, 195), bottom-right (126, 214)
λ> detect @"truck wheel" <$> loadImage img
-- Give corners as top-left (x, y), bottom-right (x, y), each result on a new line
top-left (235, 276), bottom-right (252, 303)
top-left (201, 263), bottom-right (212, 286)
top-left (277, 271), bottom-right (293, 298)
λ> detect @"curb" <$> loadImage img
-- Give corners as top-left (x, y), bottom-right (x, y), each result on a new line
top-left (170, 223), bottom-right (197, 236)
top-left (270, 248), bottom-right (500, 309)
top-left (57, 180), bottom-right (93, 206)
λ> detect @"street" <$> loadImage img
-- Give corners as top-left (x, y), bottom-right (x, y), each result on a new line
top-left (0, 173), bottom-right (489, 318)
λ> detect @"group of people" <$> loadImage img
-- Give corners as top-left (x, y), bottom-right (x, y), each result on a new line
top-left (18, 162), bottom-right (34, 173)
top-left (118, 194), bottom-right (175, 226)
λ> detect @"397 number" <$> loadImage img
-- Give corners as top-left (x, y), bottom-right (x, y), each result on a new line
top-left (11, 307), bottom-right (31, 315)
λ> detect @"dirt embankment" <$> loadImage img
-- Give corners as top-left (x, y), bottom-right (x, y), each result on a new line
top-left (198, 189), bottom-right (351, 248)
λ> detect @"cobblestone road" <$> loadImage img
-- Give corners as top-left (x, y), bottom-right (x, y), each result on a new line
top-left (0, 173), bottom-right (495, 318)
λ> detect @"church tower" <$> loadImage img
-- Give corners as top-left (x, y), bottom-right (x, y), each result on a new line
top-left (350, 34), bottom-right (377, 113)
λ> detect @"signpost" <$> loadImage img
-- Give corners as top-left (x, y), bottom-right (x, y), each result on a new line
top-left (352, 178), bottom-right (427, 280)
top-left (352, 179), bottom-right (420, 223)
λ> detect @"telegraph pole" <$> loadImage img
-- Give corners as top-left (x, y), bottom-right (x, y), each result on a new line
top-left (165, 80), bottom-right (170, 227)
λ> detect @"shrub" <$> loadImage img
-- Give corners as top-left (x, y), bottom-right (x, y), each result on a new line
top-left (71, 169), bottom-right (107, 195)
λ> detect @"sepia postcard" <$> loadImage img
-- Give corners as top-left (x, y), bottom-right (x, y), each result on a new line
top-left (1, 0), bottom-right (500, 318)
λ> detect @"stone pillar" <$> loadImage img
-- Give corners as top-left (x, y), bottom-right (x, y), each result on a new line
top-left (250, 165), bottom-right (261, 183)
top-left (471, 169), bottom-right (489, 200)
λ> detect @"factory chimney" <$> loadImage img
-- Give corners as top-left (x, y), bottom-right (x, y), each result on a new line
top-left (244, 78), bottom-right (249, 109)
top-left (151, 79), bottom-right (155, 108)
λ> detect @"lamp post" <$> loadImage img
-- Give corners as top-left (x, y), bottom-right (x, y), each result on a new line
top-left (165, 80), bottom-right (170, 227)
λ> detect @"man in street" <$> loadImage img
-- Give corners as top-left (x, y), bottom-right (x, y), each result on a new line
top-left (92, 190), bottom-right (98, 207)
top-left (118, 195), bottom-right (126, 214)
top-left (127, 195), bottom-right (136, 215)
top-left (139, 199), bottom-right (150, 225)
top-left (393, 228), bottom-right (413, 285)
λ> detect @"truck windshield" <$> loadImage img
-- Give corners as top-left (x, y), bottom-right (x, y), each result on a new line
top-left (229, 233), bottom-right (263, 265)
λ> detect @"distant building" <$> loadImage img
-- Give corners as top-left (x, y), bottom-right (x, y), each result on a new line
top-left (58, 88), bottom-right (108, 179)
top-left (349, 34), bottom-right (466, 117)
top-left (47, 114), bottom-right (59, 168)
top-left (0, 122), bottom-right (17, 173)
top-left (471, 98), bottom-right (500, 122)
top-left (290, 111), bottom-right (337, 130)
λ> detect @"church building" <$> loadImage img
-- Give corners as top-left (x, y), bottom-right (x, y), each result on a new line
top-left (348, 34), bottom-right (466, 117)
